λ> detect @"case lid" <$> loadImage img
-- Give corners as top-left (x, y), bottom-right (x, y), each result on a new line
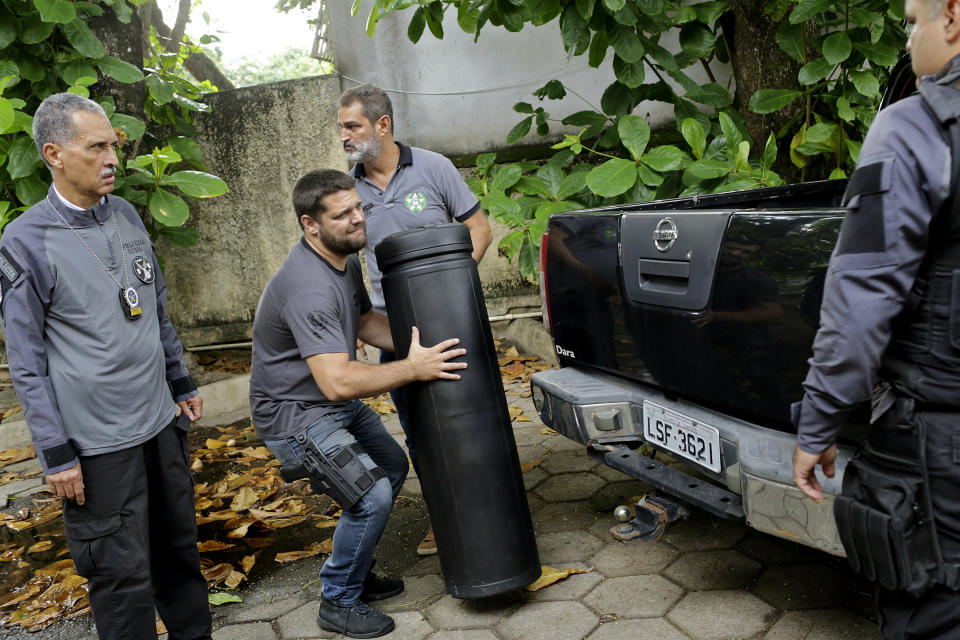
top-left (375, 223), bottom-right (473, 271)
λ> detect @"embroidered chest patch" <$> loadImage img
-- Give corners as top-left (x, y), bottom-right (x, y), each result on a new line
top-left (404, 192), bottom-right (426, 213)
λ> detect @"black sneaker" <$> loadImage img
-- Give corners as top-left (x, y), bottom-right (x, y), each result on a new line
top-left (317, 598), bottom-right (394, 639)
top-left (361, 569), bottom-right (404, 601)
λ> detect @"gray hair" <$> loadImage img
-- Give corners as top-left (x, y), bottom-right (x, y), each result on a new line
top-left (339, 84), bottom-right (394, 134)
top-left (33, 93), bottom-right (108, 168)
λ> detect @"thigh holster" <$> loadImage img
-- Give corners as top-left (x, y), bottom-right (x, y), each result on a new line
top-left (278, 435), bottom-right (386, 510)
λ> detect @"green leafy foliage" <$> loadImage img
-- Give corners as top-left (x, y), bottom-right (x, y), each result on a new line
top-left (356, 0), bottom-right (905, 282)
top-left (0, 0), bottom-right (230, 246)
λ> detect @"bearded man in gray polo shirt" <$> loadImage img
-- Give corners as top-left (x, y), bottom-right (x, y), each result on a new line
top-left (338, 84), bottom-right (492, 556)
top-left (250, 169), bottom-right (466, 639)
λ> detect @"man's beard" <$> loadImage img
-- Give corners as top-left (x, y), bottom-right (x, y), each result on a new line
top-left (344, 134), bottom-right (382, 165)
top-left (319, 222), bottom-right (366, 255)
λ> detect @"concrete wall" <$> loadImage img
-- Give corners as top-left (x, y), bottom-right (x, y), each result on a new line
top-left (326, 1), bottom-right (731, 157)
top-left (161, 75), bottom-right (348, 346)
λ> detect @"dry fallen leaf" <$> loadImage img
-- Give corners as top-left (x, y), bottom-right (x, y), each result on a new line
top-left (27, 541), bottom-right (53, 554)
top-left (224, 570), bottom-right (246, 589)
top-left (230, 486), bottom-right (260, 512)
top-left (540, 427), bottom-right (559, 436)
top-left (156, 619), bottom-right (167, 634)
top-left (241, 554), bottom-right (257, 573)
top-left (205, 438), bottom-right (228, 450)
top-left (508, 406), bottom-right (531, 422)
top-left (520, 459), bottom-right (543, 473)
top-left (274, 540), bottom-right (329, 563)
top-left (524, 565), bottom-right (594, 592)
top-left (0, 446), bottom-right (35, 470)
top-left (197, 540), bottom-right (235, 553)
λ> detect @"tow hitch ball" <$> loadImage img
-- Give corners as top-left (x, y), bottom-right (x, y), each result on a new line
top-left (611, 496), bottom-right (688, 543)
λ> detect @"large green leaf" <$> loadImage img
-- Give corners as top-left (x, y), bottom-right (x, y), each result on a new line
top-left (643, 145), bottom-right (688, 172)
top-left (679, 22), bottom-right (715, 59)
top-left (682, 118), bottom-right (706, 159)
top-left (149, 188), bottom-right (190, 226)
top-left (673, 99), bottom-right (710, 134)
top-left (600, 81), bottom-right (633, 116)
top-left (162, 171), bottom-right (229, 198)
top-left (748, 89), bottom-right (802, 114)
top-left (506, 116), bottom-right (532, 144)
top-left (556, 171), bottom-right (587, 200)
top-left (60, 61), bottom-right (98, 85)
top-left (109, 113), bottom-right (145, 141)
top-left (685, 82), bottom-right (732, 108)
top-left (18, 14), bottom-right (56, 43)
top-left (107, 0), bottom-right (134, 24)
top-left (0, 6), bottom-right (17, 49)
top-left (798, 57), bottom-right (832, 85)
top-left (822, 31), bottom-right (852, 65)
top-left (159, 224), bottom-right (199, 248)
top-left (537, 164), bottom-right (565, 199)
top-left (775, 21), bottom-right (804, 63)
top-left (613, 55), bottom-right (645, 88)
top-left (588, 29), bottom-right (609, 68)
top-left (208, 593), bottom-right (242, 606)
top-left (586, 158), bottom-right (637, 197)
top-left (13, 54), bottom-right (44, 82)
top-left (0, 98), bottom-right (13, 133)
top-left (718, 111), bottom-right (742, 154)
top-left (850, 69), bottom-right (880, 98)
top-left (636, 0), bottom-right (665, 15)
top-left (15, 173), bottom-right (48, 206)
top-left (619, 114), bottom-right (650, 161)
top-left (35, 0), bottom-right (76, 23)
top-left (96, 56), bottom-right (144, 83)
top-left (63, 20), bottom-right (105, 58)
top-left (145, 74), bottom-right (174, 104)
top-left (560, 5), bottom-right (590, 54)
top-left (167, 136), bottom-right (205, 169)
top-left (407, 7), bottom-right (426, 42)
top-left (852, 36), bottom-right (899, 67)
top-left (637, 162), bottom-right (664, 187)
top-left (490, 165), bottom-right (522, 192)
top-left (603, 0), bottom-right (627, 11)
top-left (7, 135), bottom-right (42, 180)
top-left (693, 1), bottom-right (729, 24)
top-left (575, 0), bottom-right (595, 21)
top-left (789, 0), bottom-right (831, 24)
top-left (609, 24), bottom-right (645, 63)
top-left (686, 158), bottom-right (730, 180)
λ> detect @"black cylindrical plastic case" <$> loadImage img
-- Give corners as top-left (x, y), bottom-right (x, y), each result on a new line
top-left (375, 223), bottom-right (540, 598)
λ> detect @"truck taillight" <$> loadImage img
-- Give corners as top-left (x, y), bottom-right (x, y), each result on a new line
top-left (539, 232), bottom-right (552, 336)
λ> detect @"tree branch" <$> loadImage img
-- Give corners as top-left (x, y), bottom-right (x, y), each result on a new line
top-left (142, 3), bottom-right (236, 91)
top-left (168, 0), bottom-right (192, 54)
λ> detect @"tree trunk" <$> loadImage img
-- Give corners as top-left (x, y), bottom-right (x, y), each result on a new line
top-left (89, 7), bottom-right (146, 121)
top-left (722, 1), bottom-right (803, 180)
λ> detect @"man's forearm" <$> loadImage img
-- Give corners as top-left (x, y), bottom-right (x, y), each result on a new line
top-left (309, 356), bottom-right (416, 402)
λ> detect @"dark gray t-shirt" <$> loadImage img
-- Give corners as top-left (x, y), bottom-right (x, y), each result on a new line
top-left (249, 238), bottom-right (372, 439)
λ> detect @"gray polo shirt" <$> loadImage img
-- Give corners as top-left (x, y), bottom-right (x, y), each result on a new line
top-left (350, 143), bottom-right (480, 314)
top-left (249, 238), bottom-right (372, 440)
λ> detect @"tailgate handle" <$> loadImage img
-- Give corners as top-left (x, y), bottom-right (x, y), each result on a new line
top-left (637, 259), bottom-right (689, 295)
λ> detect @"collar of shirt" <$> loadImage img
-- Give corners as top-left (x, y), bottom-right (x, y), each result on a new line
top-left (48, 185), bottom-right (113, 227)
top-left (353, 142), bottom-right (414, 180)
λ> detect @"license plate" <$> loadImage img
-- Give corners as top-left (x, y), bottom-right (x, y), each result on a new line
top-left (642, 401), bottom-right (721, 473)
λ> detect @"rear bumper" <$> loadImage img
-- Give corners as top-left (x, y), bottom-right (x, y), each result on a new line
top-left (530, 367), bottom-right (849, 556)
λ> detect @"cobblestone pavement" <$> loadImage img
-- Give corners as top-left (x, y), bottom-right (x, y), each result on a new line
top-left (2, 376), bottom-right (882, 640)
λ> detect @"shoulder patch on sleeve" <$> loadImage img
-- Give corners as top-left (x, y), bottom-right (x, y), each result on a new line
top-left (836, 160), bottom-right (891, 256)
top-left (0, 246), bottom-right (24, 284)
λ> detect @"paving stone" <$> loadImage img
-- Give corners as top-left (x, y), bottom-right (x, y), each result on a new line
top-left (668, 590), bottom-right (777, 640)
top-left (227, 595), bottom-right (307, 624)
top-left (389, 611), bottom-right (433, 639)
top-left (276, 602), bottom-right (335, 639)
top-left (522, 467), bottom-right (549, 491)
top-left (531, 500), bottom-right (605, 535)
top-left (736, 531), bottom-right (826, 566)
top-left (660, 510), bottom-right (748, 552)
top-left (587, 618), bottom-right (690, 640)
top-left (428, 631), bottom-right (500, 640)
top-left (589, 540), bottom-right (679, 577)
top-left (583, 575), bottom-right (683, 618)
top-left (523, 562), bottom-right (603, 602)
top-left (211, 622), bottom-right (276, 640)
top-left (663, 550), bottom-right (763, 591)
top-left (534, 472), bottom-right (606, 502)
top-left (516, 444), bottom-right (549, 463)
top-left (513, 426), bottom-right (549, 447)
top-left (496, 600), bottom-right (599, 640)
top-left (543, 435), bottom-right (586, 453)
top-left (377, 574), bottom-right (445, 612)
top-left (3, 476), bottom-right (44, 496)
top-left (400, 477), bottom-right (423, 497)
top-left (540, 451), bottom-right (598, 475)
top-left (764, 609), bottom-right (881, 640)
top-left (589, 480), bottom-right (655, 512)
top-left (3, 459), bottom-right (42, 474)
top-left (403, 553), bottom-right (442, 577)
top-left (536, 530), bottom-right (605, 564)
top-left (592, 465), bottom-right (633, 483)
top-left (753, 564), bottom-right (857, 611)
top-left (425, 593), bottom-right (521, 629)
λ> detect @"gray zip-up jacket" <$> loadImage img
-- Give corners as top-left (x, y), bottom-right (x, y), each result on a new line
top-left (795, 60), bottom-right (958, 454)
top-left (0, 187), bottom-right (196, 474)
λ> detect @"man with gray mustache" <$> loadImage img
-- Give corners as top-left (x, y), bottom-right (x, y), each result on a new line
top-left (0, 93), bottom-right (211, 639)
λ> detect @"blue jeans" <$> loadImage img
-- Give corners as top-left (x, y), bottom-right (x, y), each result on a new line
top-left (263, 400), bottom-right (408, 605)
top-left (380, 350), bottom-right (419, 475)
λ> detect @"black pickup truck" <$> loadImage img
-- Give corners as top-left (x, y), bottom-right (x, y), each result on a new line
top-left (530, 60), bottom-right (918, 555)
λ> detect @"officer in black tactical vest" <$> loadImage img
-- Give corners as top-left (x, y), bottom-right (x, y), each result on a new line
top-left (794, 0), bottom-right (960, 636)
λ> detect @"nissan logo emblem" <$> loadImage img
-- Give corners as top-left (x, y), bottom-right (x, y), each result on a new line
top-left (653, 218), bottom-right (678, 252)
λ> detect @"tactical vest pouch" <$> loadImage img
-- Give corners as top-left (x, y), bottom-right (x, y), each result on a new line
top-left (279, 438), bottom-right (386, 510)
top-left (833, 415), bottom-right (941, 596)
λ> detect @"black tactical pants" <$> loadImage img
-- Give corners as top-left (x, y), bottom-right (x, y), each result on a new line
top-left (878, 410), bottom-right (960, 639)
top-left (62, 418), bottom-right (211, 640)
